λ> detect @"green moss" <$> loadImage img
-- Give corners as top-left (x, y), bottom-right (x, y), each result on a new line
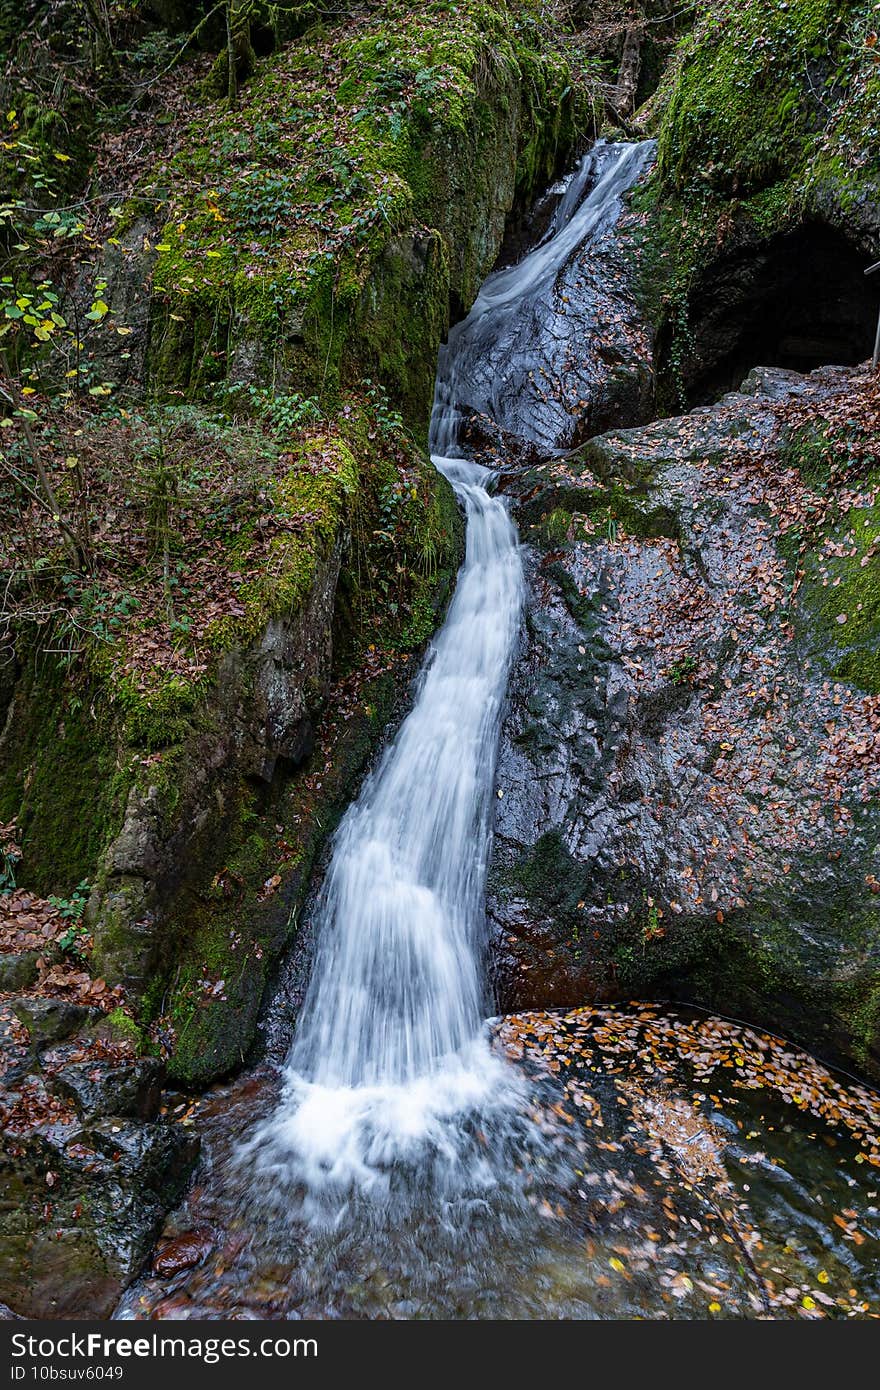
top-left (522, 468), bottom-right (680, 548)
top-left (539, 508), bottom-right (573, 545)
top-left (657, 0), bottom-right (847, 199)
top-left (204, 433), bottom-right (361, 656)
top-left (642, 0), bottom-right (880, 406)
top-left (674, 883), bottom-right (880, 1079)
top-left (739, 177), bottom-right (803, 239)
top-left (0, 663), bottom-right (129, 896)
top-left (114, 672), bottom-right (203, 752)
top-left (140, 0), bottom-right (593, 425)
top-left (102, 1007), bottom-right (148, 1054)
top-left (515, 830), bottom-right (586, 914)
top-left (794, 468), bottom-right (880, 694)
top-left (848, 976), bottom-right (880, 1070)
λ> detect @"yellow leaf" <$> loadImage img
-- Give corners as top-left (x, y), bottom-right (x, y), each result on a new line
top-left (817, 1271), bottom-right (829, 1284)
top-left (708, 1302), bottom-right (721, 1313)
top-left (802, 1296), bottom-right (816, 1309)
top-left (205, 250), bottom-right (222, 258)
top-left (54, 151), bottom-right (71, 161)
top-left (609, 1257), bottom-right (625, 1273)
top-left (155, 243), bottom-right (171, 251)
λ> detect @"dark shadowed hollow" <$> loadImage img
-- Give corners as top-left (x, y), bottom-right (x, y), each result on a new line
top-left (678, 222), bottom-right (877, 403)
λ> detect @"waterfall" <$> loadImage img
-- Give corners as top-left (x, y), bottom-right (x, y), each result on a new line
top-left (254, 455), bottom-right (524, 1202)
top-left (431, 138), bottom-right (656, 456)
top-left (253, 141), bottom-right (652, 1207)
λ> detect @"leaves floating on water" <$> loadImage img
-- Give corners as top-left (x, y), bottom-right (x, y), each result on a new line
top-left (497, 1003), bottom-right (880, 1319)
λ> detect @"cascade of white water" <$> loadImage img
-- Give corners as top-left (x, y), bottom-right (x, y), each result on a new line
top-left (254, 142), bottom-right (652, 1203)
top-left (430, 139), bottom-right (656, 456)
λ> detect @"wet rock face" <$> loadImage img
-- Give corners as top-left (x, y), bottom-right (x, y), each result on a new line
top-left (466, 219), bottom-right (653, 456)
top-left (11, 997), bottom-right (100, 1047)
top-left (0, 1115), bottom-right (198, 1319)
top-left (0, 998), bottom-right (198, 1318)
top-left (490, 366), bottom-right (880, 1082)
top-left (48, 1054), bottom-right (164, 1123)
top-left (439, 143), bottom-right (656, 463)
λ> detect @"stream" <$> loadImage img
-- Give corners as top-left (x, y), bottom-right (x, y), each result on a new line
top-left (119, 142), bottom-right (880, 1321)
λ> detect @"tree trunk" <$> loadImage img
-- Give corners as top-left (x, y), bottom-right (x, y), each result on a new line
top-left (612, 24), bottom-right (642, 119)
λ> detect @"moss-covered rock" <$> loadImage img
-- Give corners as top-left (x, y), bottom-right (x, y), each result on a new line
top-left (656, 0), bottom-right (849, 199)
top-left (139, 0), bottom-right (594, 428)
top-left (795, 467), bottom-right (880, 695)
top-left (2, 398), bottom-right (461, 1085)
top-left (635, 0), bottom-right (880, 406)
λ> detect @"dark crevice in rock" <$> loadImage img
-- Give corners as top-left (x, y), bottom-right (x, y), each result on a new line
top-left (679, 221), bottom-right (877, 406)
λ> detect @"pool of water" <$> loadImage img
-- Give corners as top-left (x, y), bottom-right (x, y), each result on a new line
top-left (118, 1004), bottom-right (880, 1321)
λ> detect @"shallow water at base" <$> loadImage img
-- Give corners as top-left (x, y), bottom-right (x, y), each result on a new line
top-left (119, 1007), bottom-right (880, 1321)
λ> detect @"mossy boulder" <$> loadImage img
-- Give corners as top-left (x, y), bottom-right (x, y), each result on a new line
top-left (1, 404), bottom-right (461, 1085)
top-left (138, 0), bottom-right (594, 428)
top-left (636, 0), bottom-right (880, 406)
